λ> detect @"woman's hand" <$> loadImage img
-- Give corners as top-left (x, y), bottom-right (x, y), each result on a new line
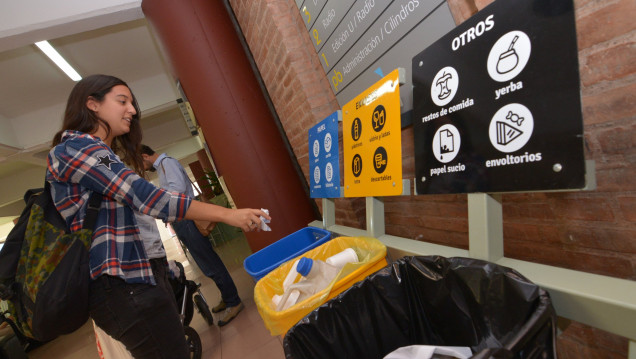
top-left (227, 208), bottom-right (271, 232)
top-left (185, 201), bottom-right (271, 232)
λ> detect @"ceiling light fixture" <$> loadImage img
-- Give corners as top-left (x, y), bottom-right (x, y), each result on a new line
top-left (35, 40), bottom-right (82, 81)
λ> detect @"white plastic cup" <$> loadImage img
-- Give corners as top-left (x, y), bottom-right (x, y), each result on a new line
top-left (326, 248), bottom-right (358, 268)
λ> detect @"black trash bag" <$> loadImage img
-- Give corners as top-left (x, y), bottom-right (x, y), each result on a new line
top-left (283, 256), bottom-right (556, 359)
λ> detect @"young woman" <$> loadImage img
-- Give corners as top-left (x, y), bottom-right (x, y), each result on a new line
top-left (47, 74), bottom-right (270, 358)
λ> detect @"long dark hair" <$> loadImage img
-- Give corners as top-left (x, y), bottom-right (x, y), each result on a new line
top-left (52, 74), bottom-right (145, 175)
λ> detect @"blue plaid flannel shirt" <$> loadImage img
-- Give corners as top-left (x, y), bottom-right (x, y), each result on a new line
top-left (46, 131), bottom-right (192, 284)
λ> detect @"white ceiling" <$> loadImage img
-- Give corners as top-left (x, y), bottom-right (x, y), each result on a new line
top-left (0, 3), bottom-right (202, 223)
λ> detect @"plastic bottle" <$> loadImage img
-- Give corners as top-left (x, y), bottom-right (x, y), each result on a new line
top-left (272, 259), bottom-right (302, 310)
top-left (282, 259), bottom-right (300, 291)
top-left (275, 257), bottom-right (340, 311)
top-left (295, 257), bottom-right (340, 294)
top-left (325, 248), bottom-right (358, 268)
top-left (272, 289), bottom-right (301, 311)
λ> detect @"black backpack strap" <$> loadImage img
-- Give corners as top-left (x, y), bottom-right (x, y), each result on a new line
top-left (23, 188), bottom-right (44, 203)
top-left (82, 191), bottom-right (103, 231)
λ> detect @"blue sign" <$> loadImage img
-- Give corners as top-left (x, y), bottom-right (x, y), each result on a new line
top-left (309, 111), bottom-right (341, 198)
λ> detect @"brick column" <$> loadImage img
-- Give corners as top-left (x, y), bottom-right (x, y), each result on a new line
top-left (142, 0), bottom-right (318, 251)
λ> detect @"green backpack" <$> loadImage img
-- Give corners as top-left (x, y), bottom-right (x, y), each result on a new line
top-left (0, 182), bottom-right (101, 342)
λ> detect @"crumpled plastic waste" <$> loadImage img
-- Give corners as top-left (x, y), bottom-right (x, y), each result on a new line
top-left (260, 208), bottom-right (271, 231)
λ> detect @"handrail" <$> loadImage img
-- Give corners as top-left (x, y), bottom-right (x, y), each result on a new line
top-left (311, 219), bottom-right (636, 343)
top-left (309, 190), bottom-right (636, 356)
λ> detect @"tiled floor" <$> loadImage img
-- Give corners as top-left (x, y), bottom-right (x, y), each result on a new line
top-left (25, 223), bottom-right (285, 359)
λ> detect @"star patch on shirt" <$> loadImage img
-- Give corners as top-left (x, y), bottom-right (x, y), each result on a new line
top-left (97, 154), bottom-right (116, 170)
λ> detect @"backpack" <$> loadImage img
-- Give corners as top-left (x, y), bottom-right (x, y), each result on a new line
top-left (0, 182), bottom-right (102, 342)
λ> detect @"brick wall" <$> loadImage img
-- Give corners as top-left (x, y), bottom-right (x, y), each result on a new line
top-left (228, 0), bottom-right (633, 356)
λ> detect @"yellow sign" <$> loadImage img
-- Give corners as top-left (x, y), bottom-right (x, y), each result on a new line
top-left (343, 68), bottom-right (402, 197)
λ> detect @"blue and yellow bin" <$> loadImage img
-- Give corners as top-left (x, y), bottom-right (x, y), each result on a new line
top-left (254, 236), bottom-right (387, 336)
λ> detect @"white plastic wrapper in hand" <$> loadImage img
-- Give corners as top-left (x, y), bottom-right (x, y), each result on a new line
top-left (260, 208), bottom-right (271, 231)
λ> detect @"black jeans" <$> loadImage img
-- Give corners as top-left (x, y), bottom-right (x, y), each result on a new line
top-left (89, 259), bottom-right (189, 359)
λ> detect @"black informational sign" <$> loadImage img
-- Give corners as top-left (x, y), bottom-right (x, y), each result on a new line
top-left (412, 0), bottom-right (585, 194)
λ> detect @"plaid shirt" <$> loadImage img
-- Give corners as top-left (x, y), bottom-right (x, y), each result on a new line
top-left (46, 131), bottom-right (192, 284)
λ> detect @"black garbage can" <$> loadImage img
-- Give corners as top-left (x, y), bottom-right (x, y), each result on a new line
top-left (283, 256), bottom-right (556, 359)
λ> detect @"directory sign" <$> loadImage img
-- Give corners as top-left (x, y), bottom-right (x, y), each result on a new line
top-left (309, 111), bottom-right (342, 198)
top-left (343, 68), bottom-right (402, 197)
top-left (295, 0), bottom-right (455, 113)
top-left (413, 0), bottom-right (585, 194)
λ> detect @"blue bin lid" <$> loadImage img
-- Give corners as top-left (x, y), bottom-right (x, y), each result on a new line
top-left (243, 226), bottom-right (331, 281)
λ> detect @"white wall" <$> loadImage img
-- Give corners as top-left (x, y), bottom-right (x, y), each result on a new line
top-left (0, 116), bottom-right (19, 149)
top-left (130, 73), bottom-right (179, 111)
top-left (11, 103), bottom-right (67, 149)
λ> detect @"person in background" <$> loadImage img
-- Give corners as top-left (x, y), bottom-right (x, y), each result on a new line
top-left (47, 74), bottom-right (270, 358)
top-left (140, 145), bottom-right (248, 326)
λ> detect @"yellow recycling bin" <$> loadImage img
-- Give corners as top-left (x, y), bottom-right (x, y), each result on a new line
top-left (254, 236), bottom-right (387, 336)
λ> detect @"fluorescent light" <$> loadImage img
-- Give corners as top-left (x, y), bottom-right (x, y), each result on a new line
top-left (35, 40), bottom-right (82, 81)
